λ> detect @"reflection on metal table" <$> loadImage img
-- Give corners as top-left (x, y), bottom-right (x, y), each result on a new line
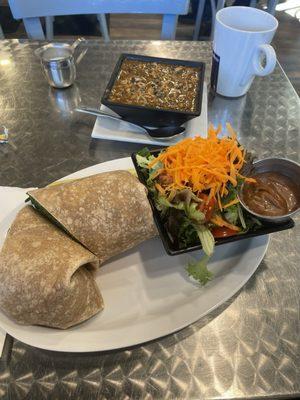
top-left (0, 39), bottom-right (299, 400)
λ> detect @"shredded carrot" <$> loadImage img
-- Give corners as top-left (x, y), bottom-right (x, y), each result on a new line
top-left (237, 172), bottom-right (256, 183)
top-left (217, 190), bottom-right (223, 211)
top-left (155, 183), bottom-right (165, 195)
top-left (245, 177), bottom-right (257, 183)
top-left (211, 215), bottom-right (241, 231)
top-left (223, 198), bottom-right (240, 209)
top-left (150, 168), bottom-right (164, 179)
top-left (149, 124), bottom-right (247, 208)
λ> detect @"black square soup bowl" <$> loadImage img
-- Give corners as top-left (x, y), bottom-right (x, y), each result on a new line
top-left (101, 53), bottom-right (205, 127)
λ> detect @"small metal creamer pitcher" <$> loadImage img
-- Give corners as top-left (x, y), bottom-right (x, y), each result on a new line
top-left (35, 38), bottom-right (86, 89)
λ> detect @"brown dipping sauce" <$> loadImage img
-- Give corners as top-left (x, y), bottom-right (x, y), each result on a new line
top-left (242, 172), bottom-right (299, 216)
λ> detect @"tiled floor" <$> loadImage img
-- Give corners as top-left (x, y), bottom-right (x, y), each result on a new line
top-left (1, 3), bottom-right (299, 94)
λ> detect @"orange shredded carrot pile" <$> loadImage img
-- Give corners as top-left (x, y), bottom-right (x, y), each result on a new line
top-left (149, 123), bottom-right (250, 208)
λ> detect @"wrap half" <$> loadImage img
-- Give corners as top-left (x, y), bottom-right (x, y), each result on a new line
top-left (0, 206), bottom-right (104, 329)
top-left (28, 170), bottom-right (156, 263)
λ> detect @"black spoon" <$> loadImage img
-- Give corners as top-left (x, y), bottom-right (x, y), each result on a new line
top-left (75, 106), bottom-right (185, 140)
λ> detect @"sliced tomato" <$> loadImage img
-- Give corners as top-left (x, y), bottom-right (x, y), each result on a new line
top-left (157, 173), bottom-right (173, 186)
top-left (197, 194), bottom-right (216, 222)
top-left (211, 226), bottom-right (238, 238)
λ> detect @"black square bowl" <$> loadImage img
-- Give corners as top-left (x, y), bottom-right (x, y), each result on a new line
top-left (101, 53), bottom-right (205, 127)
top-left (131, 150), bottom-right (295, 256)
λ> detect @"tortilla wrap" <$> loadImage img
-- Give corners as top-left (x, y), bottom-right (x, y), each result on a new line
top-left (28, 170), bottom-right (156, 263)
top-left (0, 206), bottom-right (103, 329)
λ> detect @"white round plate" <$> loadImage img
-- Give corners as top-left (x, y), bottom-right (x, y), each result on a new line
top-left (0, 158), bottom-right (269, 352)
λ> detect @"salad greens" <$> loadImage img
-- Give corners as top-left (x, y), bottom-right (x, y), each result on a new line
top-left (136, 143), bottom-right (260, 286)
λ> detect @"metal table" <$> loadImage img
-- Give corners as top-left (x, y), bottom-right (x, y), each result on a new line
top-left (0, 39), bottom-right (299, 400)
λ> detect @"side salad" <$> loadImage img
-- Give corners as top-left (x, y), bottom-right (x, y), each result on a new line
top-left (136, 124), bottom-right (261, 285)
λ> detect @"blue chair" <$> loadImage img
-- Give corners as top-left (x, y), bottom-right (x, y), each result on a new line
top-left (8, 0), bottom-right (190, 41)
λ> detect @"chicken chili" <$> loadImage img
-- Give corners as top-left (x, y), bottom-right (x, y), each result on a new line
top-left (108, 59), bottom-right (199, 112)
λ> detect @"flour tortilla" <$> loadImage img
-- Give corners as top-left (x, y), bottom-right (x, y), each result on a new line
top-left (28, 170), bottom-right (157, 263)
top-left (0, 206), bottom-right (103, 329)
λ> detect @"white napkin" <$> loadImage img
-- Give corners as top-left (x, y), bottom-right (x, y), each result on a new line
top-left (92, 84), bottom-right (208, 145)
top-left (0, 186), bottom-right (34, 356)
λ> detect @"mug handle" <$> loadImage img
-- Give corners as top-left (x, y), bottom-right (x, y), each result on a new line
top-left (240, 44), bottom-right (276, 86)
top-left (252, 44), bottom-right (276, 76)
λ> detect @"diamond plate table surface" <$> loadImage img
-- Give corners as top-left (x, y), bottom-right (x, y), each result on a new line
top-left (0, 39), bottom-right (299, 400)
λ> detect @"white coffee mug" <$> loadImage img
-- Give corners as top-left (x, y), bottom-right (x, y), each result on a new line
top-left (211, 6), bottom-right (278, 97)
